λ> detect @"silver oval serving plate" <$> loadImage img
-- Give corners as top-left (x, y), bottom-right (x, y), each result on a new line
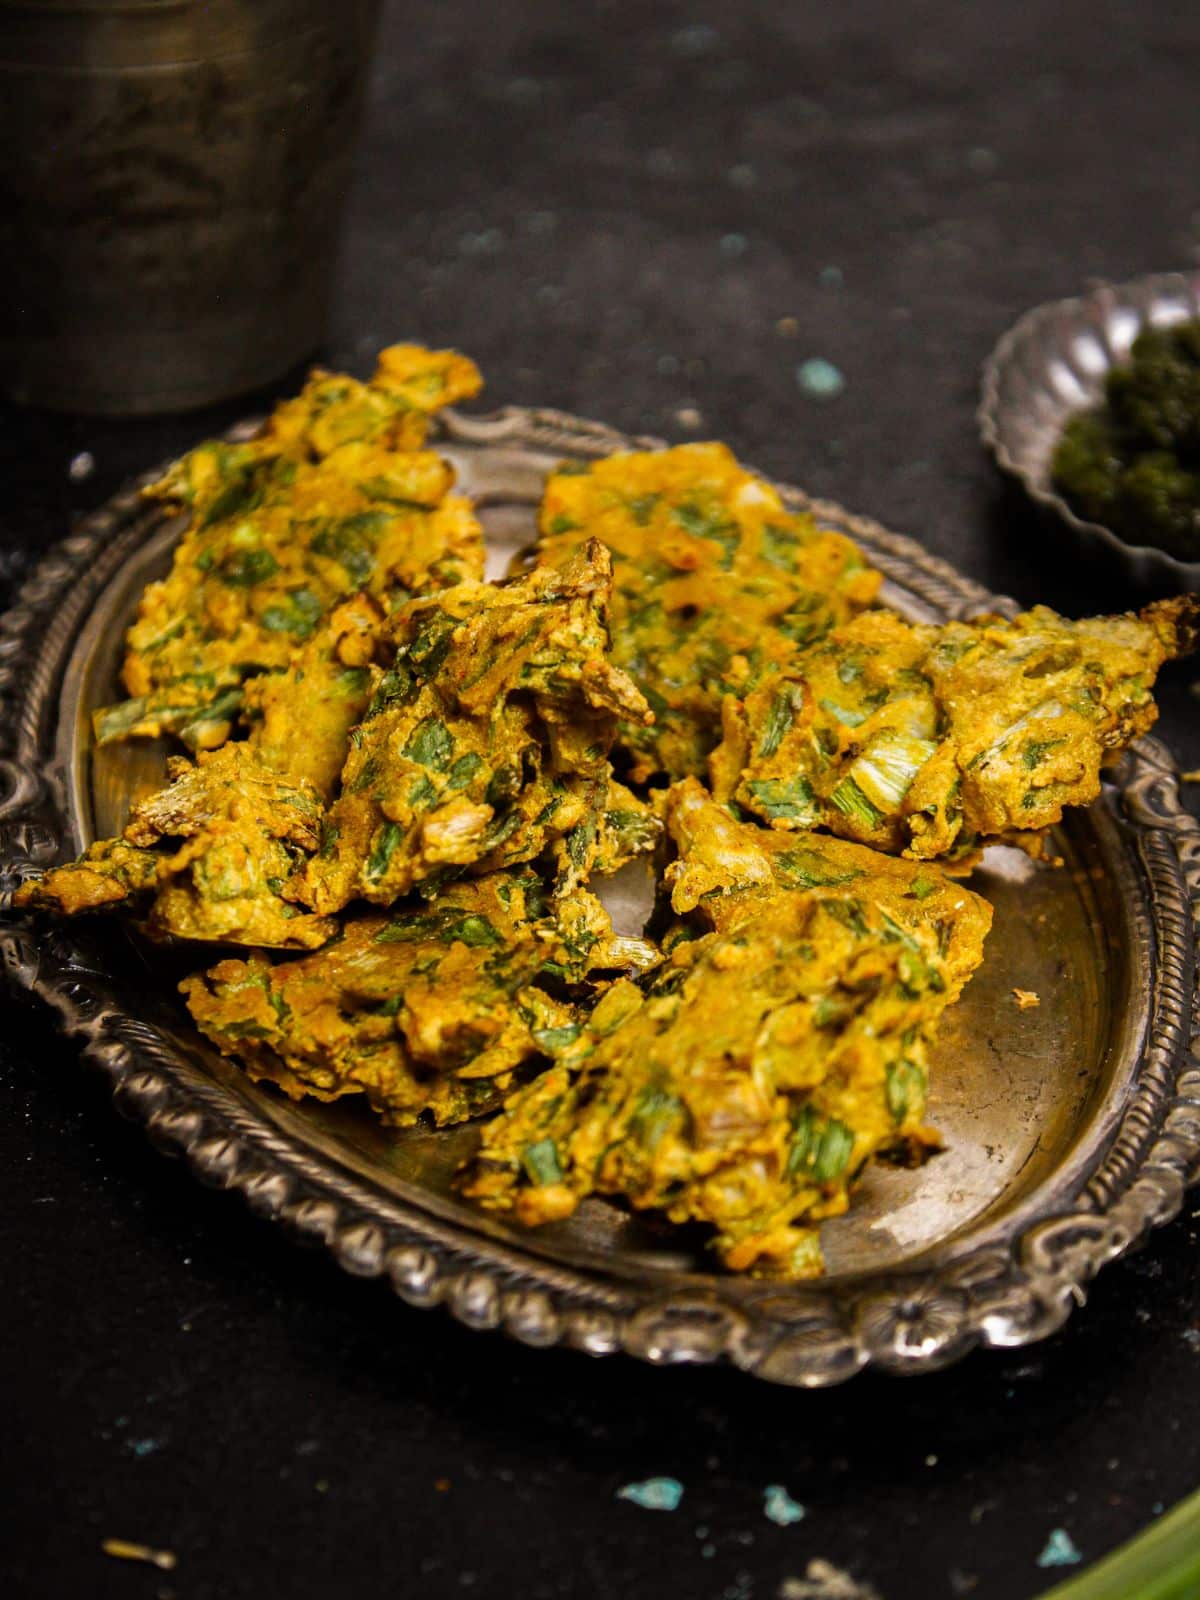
top-left (979, 268), bottom-right (1200, 590)
top-left (2, 405), bottom-right (1200, 1387)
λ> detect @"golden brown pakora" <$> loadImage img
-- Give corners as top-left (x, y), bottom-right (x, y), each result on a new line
top-left (462, 798), bottom-right (991, 1275)
top-left (535, 443), bottom-right (879, 781)
top-left (15, 744), bottom-right (336, 950)
top-left (298, 541), bottom-right (655, 914)
top-left (183, 871), bottom-right (659, 1128)
top-left (712, 596), bottom-right (1199, 858)
top-left (240, 593), bottom-right (383, 801)
top-left (96, 346), bottom-right (485, 751)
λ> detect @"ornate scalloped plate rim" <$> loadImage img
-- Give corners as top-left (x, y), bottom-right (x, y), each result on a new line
top-left (1, 402), bottom-right (1199, 1388)
top-left (978, 268), bottom-right (1200, 588)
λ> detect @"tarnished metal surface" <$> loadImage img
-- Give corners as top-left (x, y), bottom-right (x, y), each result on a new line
top-left (0, 0), bottom-right (380, 414)
top-left (979, 268), bottom-right (1200, 591)
top-left (2, 405), bottom-right (1199, 1385)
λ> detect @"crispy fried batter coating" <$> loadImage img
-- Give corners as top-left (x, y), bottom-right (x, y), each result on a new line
top-left (15, 745), bottom-right (335, 950)
top-left (462, 780), bottom-right (990, 1275)
top-left (241, 594), bottom-right (384, 800)
top-left (536, 443), bottom-right (879, 781)
top-left (298, 541), bottom-right (654, 914)
top-left (712, 595), bottom-right (1200, 859)
top-left (97, 347), bottom-right (484, 751)
top-left (183, 871), bottom-right (659, 1128)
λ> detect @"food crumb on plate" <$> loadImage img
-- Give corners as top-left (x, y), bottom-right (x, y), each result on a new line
top-left (616, 1476), bottom-right (684, 1511)
top-left (101, 1539), bottom-right (177, 1571)
top-left (1036, 1528), bottom-right (1082, 1568)
top-left (1013, 988), bottom-right (1040, 1009)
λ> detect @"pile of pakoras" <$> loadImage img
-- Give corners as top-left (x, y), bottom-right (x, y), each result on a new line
top-left (19, 347), bottom-right (1197, 1278)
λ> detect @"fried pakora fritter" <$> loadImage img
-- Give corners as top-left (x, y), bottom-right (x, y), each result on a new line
top-left (96, 346), bottom-right (485, 751)
top-left (712, 595), bottom-right (1200, 859)
top-left (462, 779), bottom-right (990, 1275)
top-left (183, 871), bottom-right (659, 1128)
top-left (535, 443), bottom-right (879, 782)
top-left (462, 799), bottom-right (990, 1274)
top-left (15, 744), bottom-right (336, 950)
top-left (298, 541), bottom-right (655, 914)
top-left (240, 594), bottom-right (383, 800)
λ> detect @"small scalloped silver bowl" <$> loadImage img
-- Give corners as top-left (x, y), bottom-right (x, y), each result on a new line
top-left (979, 268), bottom-right (1200, 591)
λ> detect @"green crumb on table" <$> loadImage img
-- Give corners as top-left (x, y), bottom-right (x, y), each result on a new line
top-left (796, 358), bottom-right (845, 399)
top-left (1037, 1528), bottom-right (1083, 1568)
top-left (616, 1477), bottom-right (684, 1511)
top-left (763, 1484), bottom-right (807, 1526)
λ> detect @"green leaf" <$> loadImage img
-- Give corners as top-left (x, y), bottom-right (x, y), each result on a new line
top-left (260, 587), bottom-right (323, 638)
top-left (818, 696), bottom-right (870, 728)
top-left (93, 697), bottom-right (150, 743)
top-left (772, 848), bottom-right (862, 890)
top-left (812, 1118), bottom-right (855, 1180)
top-left (886, 1059), bottom-right (926, 1124)
top-left (178, 688), bottom-right (245, 750)
top-left (1023, 737), bottom-right (1066, 770)
top-left (446, 752), bottom-right (484, 791)
top-left (627, 493), bottom-right (661, 525)
top-left (365, 822), bottom-right (403, 882)
top-left (631, 1086), bottom-right (684, 1151)
top-left (531, 1022), bottom-right (583, 1054)
top-left (402, 717), bottom-right (454, 771)
top-left (308, 511), bottom-right (392, 582)
top-left (829, 777), bottom-right (884, 831)
top-left (786, 1104), bottom-right (819, 1175)
top-left (759, 522), bottom-right (802, 570)
top-left (365, 666), bottom-right (415, 720)
top-left (673, 501), bottom-right (740, 566)
top-left (757, 685), bottom-right (803, 758)
top-left (746, 775), bottom-right (818, 824)
top-left (820, 898), bottom-right (870, 938)
top-left (453, 914), bottom-right (501, 948)
top-left (547, 513), bottom-right (580, 535)
top-left (219, 547), bottom-right (279, 587)
top-left (521, 1138), bottom-right (564, 1186)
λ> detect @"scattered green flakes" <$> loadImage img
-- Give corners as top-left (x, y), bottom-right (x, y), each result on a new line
top-left (1036, 1529), bottom-right (1082, 1569)
top-left (763, 1485), bottom-right (806, 1527)
top-left (616, 1477), bottom-right (684, 1512)
top-left (796, 358), bottom-right (845, 399)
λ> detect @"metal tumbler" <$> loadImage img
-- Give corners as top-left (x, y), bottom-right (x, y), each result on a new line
top-left (0, 0), bottom-right (381, 414)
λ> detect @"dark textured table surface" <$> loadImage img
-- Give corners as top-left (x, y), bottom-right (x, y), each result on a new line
top-left (4, 5), bottom-right (1200, 1598)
